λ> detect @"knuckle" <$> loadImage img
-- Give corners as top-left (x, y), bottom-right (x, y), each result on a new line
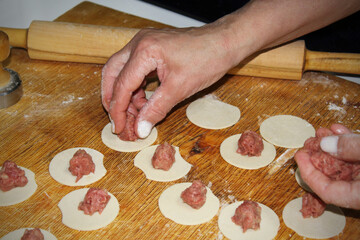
top-left (146, 104), bottom-right (168, 122)
top-left (133, 30), bottom-right (162, 54)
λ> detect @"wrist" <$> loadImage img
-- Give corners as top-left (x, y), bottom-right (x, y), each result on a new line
top-left (203, 7), bottom-right (266, 69)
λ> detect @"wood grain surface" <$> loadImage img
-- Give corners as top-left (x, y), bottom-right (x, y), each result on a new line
top-left (1, 1), bottom-right (359, 239)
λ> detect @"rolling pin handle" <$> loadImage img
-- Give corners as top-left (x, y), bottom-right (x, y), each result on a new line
top-left (0, 27), bottom-right (27, 49)
top-left (305, 50), bottom-right (360, 75)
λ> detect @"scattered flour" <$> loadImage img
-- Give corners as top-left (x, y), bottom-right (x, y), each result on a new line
top-left (44, 191), bottom-right (51, 200)
top-left (342, 96), bottom-right (347, 104)
top-left (62, 95), bottom-right (75, 104)
top-left (300, 72), bottom-right (340, 87)
top-left (311, 75), bottom-right (339, 86)
top-left (328, 103), bottom-right (346, 114)
top-left (5, 110), bottom-right (18, 116)
top-left (61, 95), bottom-right (85, 105)
top-left (227, 195), bottom-right (235, 202)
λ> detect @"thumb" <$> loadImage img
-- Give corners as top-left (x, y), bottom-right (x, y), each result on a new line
top-left (135, 84), bottom-right (182, 138)
top-left (320, 134), bottom-right (360, 162)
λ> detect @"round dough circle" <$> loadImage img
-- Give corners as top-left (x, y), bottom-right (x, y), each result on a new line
top-left (134, 145), bottom-right (192, 182)
top-left (158, 182), bottom-right (219, 225)
top-left (186, 95), bottom-right (241, 129)
top-left (58, 188), bottom-right (119, 231)
top-left (220, 134), bottom-right (276, 169)
top-left (218, 201), bottom-right (280, 240)
top-left (101, 123), bottom-right (158, 152)
top-left (282, 197), bottom-right (345, 239)
top-left (295, 168), bottom-right (313, 193)
top-left (0, 228), bottom-right (57, 240)
top-left (0, 166), bottom-right (37, 206)
top-left (260, 115), bottom-right (315, 148)
top-left (49, 147), bottom-right (106, 186)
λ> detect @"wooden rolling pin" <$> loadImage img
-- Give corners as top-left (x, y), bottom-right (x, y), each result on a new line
top-left (1, 20), bottom-right (360, 80)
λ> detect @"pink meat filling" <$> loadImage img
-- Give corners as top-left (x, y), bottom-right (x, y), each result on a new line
top-left (118, 88), bottom-right (148, 141)
top-left (21, 228), bottom-right (44, 240)
top-left (181, 180), bottom-right (207, 209)
top-left (151, 142), bottom-right (176, 171)
top-left (0, 160), bottom-right (28, 192)
top-left (232, 200), bottom-right (261, 233)
top-left (78, 188), bottom-right (111, 215)
top-left (118, 103), bottom-right (139, 141)
top-left (237, 130), bottom-right (264, 157)
top-left (68, 149), bottom-right (95, 182)
top-left (303, 127), bottom-right (360, 181)
top-left (300, 192), bottom-right (326, 218)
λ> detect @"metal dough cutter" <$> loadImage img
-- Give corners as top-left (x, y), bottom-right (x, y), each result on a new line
top-left (0, 31), bottom-right (22, 109)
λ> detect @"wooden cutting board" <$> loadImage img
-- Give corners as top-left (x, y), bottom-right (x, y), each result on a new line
top-left (1, 1), bottom-right (359, 239)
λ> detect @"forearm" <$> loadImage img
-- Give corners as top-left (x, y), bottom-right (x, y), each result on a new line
top-left (207, 0), bottom-right (360, 65)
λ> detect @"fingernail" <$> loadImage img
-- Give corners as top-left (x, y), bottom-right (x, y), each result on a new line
top-left (137, 121), bottom-right (152, 138)
top-left (109, 114), bottom-right (115, 133)
top-left (320, 136), bottom-right (339, 154)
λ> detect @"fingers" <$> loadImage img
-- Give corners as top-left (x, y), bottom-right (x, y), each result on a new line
top-left (101, 48), bottom-right (131, 111)
top-left (132, 87), bottom-right (147, 110)
top-left (135, 83), bottom-right (182, 138)
top-left (337, 134), bottom-right (360, 161)
top-left (109, 50), bottom-right (158, 134)
top-left (320, 134), bottom-right (360, 162)
top-left (319, 124), bottom-right (360, 161)
top-left (295, 150), bottom-right (360, 209)
top-left (315, 127), bottom-right (332, 138)
top-left (330, 123), bottom-right (352, 135)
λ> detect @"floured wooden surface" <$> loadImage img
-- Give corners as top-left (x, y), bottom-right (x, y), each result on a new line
top-left (0, 1), bottom-right (359, 239)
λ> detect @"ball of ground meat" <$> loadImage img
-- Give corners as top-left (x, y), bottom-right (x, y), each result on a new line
top-left (68, 149), bottom-right (95, 182)
top-left (231, 200), bottom-right (261, 233)
top-left (237, 130), bottom-right (264, 157)
top-left (0, 161), bottom-right (28, 192)
top-left (118, 103), bottom-right (139, 141)
top-left (181, 180), bottom-right (207, 209)
top-left (151, 142), bottom-right (176, 171)
top-left (300, 192), bottom-right (326, 218)
top-left (21, 228), bottom-right (44, 240)
top-left (78, 188), bottom-right (111, 215)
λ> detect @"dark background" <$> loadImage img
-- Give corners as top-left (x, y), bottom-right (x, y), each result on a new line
top-left (141, 0), bottom-right (360, 53)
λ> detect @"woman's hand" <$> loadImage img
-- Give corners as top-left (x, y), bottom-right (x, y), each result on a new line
top-left (101, 25), bottom-right (250, 138)
top-left (295, 124), bottom-right (360, 209)
top-left (102, 0), bottom-right (360, 139)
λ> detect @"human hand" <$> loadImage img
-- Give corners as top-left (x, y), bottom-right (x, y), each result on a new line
top-left (295, 124), bottom-right (360, 209)
top-left (102, 0), bottom-right (360, 139)
top-left (101, 24), bottom-right (252, 138)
